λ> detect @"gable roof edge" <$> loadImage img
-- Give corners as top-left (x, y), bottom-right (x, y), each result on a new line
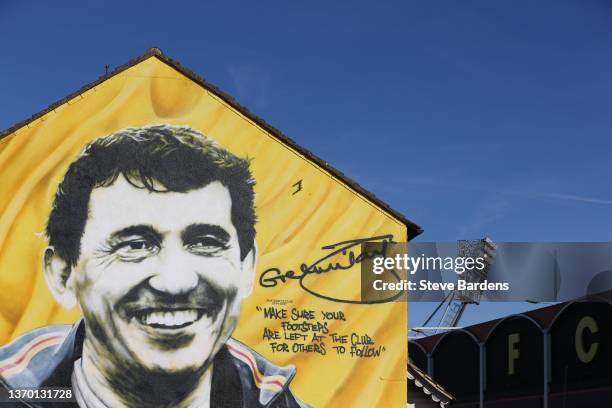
top-left (0, 48), bottom-right (423, 239)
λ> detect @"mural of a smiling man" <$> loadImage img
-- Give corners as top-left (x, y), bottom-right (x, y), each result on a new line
top-left (0, 125), bottom-right (308, 408)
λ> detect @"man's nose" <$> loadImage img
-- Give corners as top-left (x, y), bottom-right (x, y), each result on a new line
top-left (148, 248), bottom-right (199, 295)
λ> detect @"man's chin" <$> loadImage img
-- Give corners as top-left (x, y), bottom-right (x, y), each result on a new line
top-left (131, 346), bottom-right (214, 373)
top-left (123, 328), bottom-right (222, 373)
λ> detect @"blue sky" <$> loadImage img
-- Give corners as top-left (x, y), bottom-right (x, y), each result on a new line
top-left (2, 1), bottom-right (612, 327)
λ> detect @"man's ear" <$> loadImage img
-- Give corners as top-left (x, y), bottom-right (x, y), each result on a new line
top-left (43, 247), bottom-right (77, 309)
top-left (239, 241), bottom-right (257, 299)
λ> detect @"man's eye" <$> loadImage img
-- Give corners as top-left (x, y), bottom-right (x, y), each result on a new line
top-left (127, 241), bottom-right (151, 250)
top-left (114, 239), bottom-right (159, 259)
top-left (187, 236), bottom-right (228, 254)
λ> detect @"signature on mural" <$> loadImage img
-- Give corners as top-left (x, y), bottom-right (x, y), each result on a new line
top-left (259, 234), bottom-right (403, 304)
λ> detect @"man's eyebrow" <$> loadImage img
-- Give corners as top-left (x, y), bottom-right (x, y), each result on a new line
top-left (109, 225), bottom-right (162, 242)
top-left (181, 224), bottom-right (231, 243)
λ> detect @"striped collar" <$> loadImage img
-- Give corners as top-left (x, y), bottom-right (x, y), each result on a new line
top-left (226, 338), bottom-right (297, 407)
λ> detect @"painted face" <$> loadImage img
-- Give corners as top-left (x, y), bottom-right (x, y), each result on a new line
top-left (69, 177), bottom-right (254, 373)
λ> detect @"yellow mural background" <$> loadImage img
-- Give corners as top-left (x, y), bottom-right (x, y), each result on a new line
top-left (0, 56), bottom-right (408, 407)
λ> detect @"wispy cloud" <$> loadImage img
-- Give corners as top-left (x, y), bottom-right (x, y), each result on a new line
top-left (510, 191), bottom-right (612, 205)
top-left (400, 178), bottom-right (612, 206)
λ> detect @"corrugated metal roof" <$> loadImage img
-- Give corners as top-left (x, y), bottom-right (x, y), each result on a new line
top-left (414, 290), bottom-right (612, 351)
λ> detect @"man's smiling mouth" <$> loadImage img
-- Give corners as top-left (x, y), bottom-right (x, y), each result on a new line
top-left (120, 284), bottom-right (227, 332)
top-left (131, 308), bottom-right (218, 330)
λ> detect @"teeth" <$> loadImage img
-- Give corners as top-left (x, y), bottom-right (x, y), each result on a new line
top-left (141, 310), bottom-right (200, 327)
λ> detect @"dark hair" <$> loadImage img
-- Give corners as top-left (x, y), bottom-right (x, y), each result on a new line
top-left (46, 124), bottom-right (256, 266)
